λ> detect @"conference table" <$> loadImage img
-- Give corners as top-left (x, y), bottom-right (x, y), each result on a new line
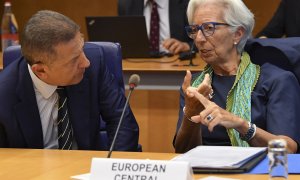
top-left (122, 55), bottom-right (205, 90)
top-left (1, 148), bottom-right (299, 180)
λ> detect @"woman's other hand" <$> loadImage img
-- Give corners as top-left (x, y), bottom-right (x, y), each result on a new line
top-left (187, 88), bottom-right (246, 132)
top-left (182, 71), bottom-right (213, 118)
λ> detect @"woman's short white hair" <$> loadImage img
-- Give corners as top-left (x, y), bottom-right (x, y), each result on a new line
top-left (187, 0), bottom-right (254, 54)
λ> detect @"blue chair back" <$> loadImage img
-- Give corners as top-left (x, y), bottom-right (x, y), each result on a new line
top-left (2, 42), bottom-right (128, 151)
top-left (245, 37), bottom-right (300, 83)
top-left (3, 45), bottom-right (22, 68)
top-left (84, 42), bottom-right (125, 93)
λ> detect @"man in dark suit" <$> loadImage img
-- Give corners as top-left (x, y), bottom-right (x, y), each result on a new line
top-left (119, 0), bottom-right (192, 54)
top-left (0, 10), bottom-right (139, 151)
top-left (256, 0), bottom-right (300, 38)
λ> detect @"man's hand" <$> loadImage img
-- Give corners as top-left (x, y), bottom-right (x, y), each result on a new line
top-left (162, 38), bottom-right (190, 54)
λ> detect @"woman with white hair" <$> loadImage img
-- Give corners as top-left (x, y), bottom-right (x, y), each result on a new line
top-left (174, 0), bottom-right (300, 153)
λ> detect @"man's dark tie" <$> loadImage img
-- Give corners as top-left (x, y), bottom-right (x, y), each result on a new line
top-left (57, 87), bottom-right (73, 150)
top-left (149, 0), bottom-right (160, 52)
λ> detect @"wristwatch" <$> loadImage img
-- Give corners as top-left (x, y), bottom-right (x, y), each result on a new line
top-left (239, 122), bottom-right (256, 141)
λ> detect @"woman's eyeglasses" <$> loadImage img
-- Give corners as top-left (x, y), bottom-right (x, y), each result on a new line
top-left (185, 22), bottom-right (230, 39)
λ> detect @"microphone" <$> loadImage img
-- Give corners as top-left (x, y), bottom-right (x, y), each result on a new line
top-left (185, 42), bottom-right (197, 66)
top-left (177, 42), bottom-right (197, 66)
top-left (128, 74), bottom-right (140, 90)
top-left (107, 74), bottom-right (140, 158)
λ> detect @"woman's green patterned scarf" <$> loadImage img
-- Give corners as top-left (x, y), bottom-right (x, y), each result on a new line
top-left (192, 52), bottom-right (260, 146)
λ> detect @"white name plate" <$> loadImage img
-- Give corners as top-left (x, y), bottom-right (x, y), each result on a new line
top-left (90, 158), bottom-right (193, 180)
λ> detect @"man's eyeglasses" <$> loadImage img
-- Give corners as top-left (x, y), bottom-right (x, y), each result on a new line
top-left (185, 22), bottom-right (230, 39)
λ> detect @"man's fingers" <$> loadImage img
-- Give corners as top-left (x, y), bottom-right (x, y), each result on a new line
top-left (162, 38), bottom-right (175, 49)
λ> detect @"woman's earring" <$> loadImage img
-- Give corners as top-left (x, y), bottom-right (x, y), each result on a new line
top-left (234, 42), bottom-right (237, 45)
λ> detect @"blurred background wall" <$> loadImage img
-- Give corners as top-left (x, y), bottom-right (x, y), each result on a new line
top-left (0, 0), bottom-right (280, 42)
top-left (0, 0), bottom-right (118, 42)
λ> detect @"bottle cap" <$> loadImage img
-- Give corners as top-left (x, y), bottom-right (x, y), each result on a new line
top-left (268, 139), bottom-right (287, 149)
top-left (4, 2), bottom-right (11, 6)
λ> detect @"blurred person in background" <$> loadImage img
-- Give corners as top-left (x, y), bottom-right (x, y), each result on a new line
top-left (256, 0), bottom-right (300, 38)
top-left (118, 0), bottom-right (192, 54)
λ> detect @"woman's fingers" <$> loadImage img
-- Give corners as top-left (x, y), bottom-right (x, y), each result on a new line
top-left (197, 74), bottom-right (213, 98)
top-left (182, 70), bottom-right (192, 93)
top-left (187, 88), bottom-right (211, 108)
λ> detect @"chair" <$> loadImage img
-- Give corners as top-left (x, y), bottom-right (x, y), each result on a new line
top-left (117, 0), bottom-right (127, 15)
top-left (3, 42), bottom-right (141, 151)
top-left (84, 42), bottom-right (125, 94)
top-left (83, 42), bottom-right (125, 150)
top-left (3, 45), bottom-right (22, 68)
top-left (245, 37), bottom-right (300, 83)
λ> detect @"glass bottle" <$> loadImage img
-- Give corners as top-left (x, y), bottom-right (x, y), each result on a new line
top-left (268, 139), bottom-right (288, 179)
top-left (1, 1), bottom-right (19, 52)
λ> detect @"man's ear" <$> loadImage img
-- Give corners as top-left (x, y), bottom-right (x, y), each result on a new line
top-left (31, 64), bottom-right (48, 80)
top-left (233, 26), bottom-right (245, 44)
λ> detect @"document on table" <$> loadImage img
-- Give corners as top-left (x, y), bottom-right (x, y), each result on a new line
top-left (172, 146), bottom-right (267, 170)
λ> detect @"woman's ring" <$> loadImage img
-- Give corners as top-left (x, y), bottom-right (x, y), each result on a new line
top-left (209, 91), bottom-right (214, 99)
top-left (206, 114), bottom-right (214, 121)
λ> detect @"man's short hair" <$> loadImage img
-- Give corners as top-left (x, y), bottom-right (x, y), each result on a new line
top-left (21, 10), bottom-right (80, 65)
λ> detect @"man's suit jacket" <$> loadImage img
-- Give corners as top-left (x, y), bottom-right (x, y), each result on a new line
top-left (256, 0), bottom-right (300, 38)
top-left (119, 0), bottom-right (191, 44)
top-left (0, 45), bottom-right (139, 151)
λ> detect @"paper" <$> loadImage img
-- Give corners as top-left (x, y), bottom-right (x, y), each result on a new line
top-left (70, 173), bottom-right (90, 180)
top-left (172, 146), bottom-right (266, 169)
top-left (199, 176), bottom-right (240, 180)
top-left (89, 158), bottom-right (192, 180)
